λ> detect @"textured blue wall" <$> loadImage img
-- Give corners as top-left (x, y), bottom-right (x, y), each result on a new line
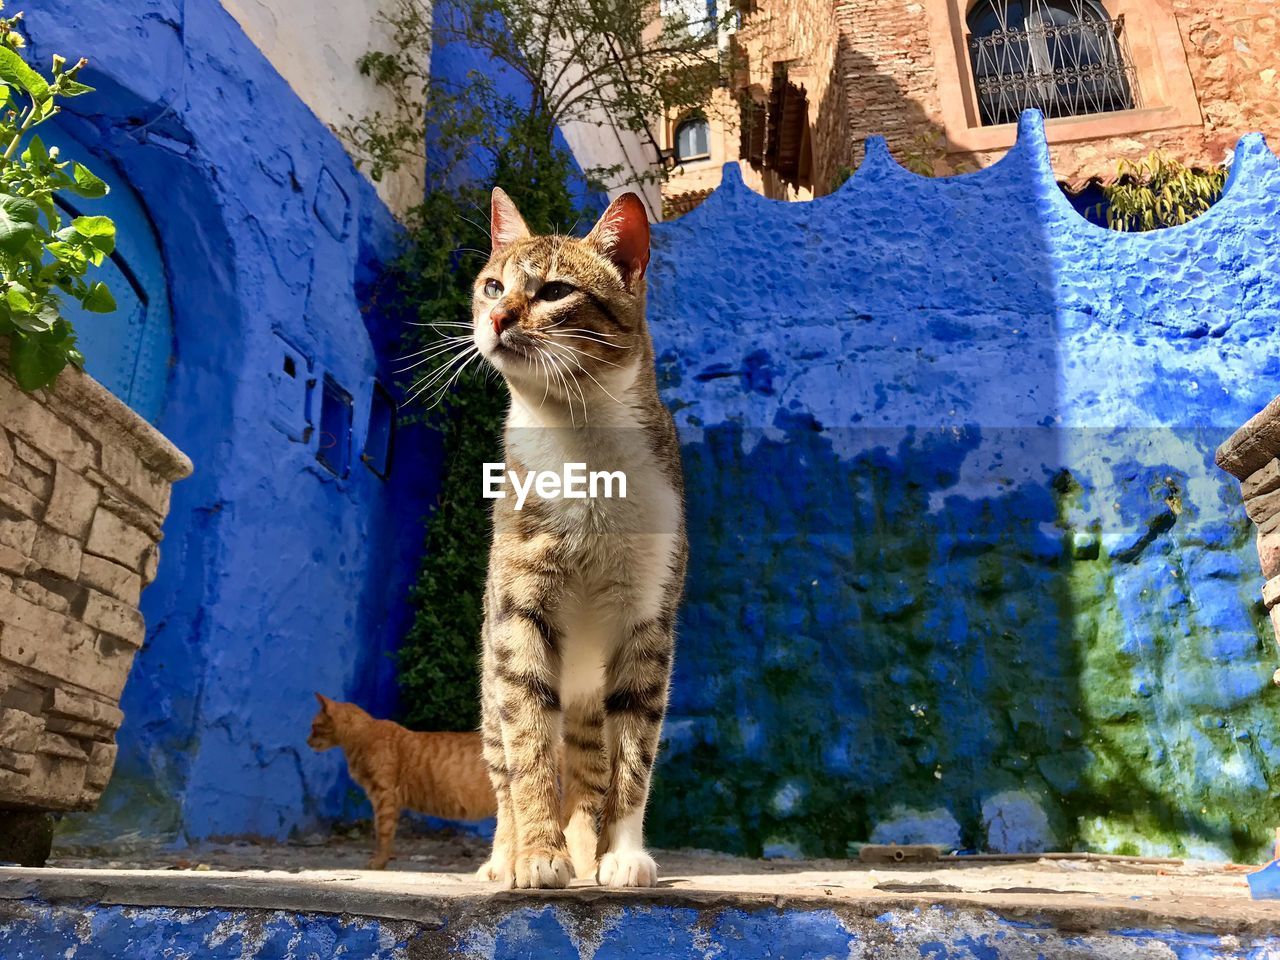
top-left (646, 112), bottom-right (1280, 860)
top-left (5, 899), bottom-right (1280, 958)
top-left (23, 1), bottom-right (439, 840)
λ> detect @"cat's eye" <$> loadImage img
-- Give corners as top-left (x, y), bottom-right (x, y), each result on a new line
top-left (482, 278), bottom-right (503, 298)
top-left (537, 281), bottom-right (576, 302)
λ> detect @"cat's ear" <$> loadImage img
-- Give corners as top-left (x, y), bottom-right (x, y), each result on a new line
top-left (490, 187), bottom-right (530, 253)
top-left (585, 192), bottom-right (650, 291)
top-left (314, 692), bottom-right (332, 712)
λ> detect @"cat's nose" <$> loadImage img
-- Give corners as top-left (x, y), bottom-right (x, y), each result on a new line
top-left (491, 304), bottom-right (517, 335)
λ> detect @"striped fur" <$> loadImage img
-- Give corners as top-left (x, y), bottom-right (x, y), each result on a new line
top-left (471, 190), bottom-right (688, 889)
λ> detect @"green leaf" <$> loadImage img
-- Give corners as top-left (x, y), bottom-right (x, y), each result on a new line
top-left (21, 133), bottom-right (45, 164)
top-left (0, 47), bottom-right (50, 104)
top-left (68, 162), bottom-right (107, 198)
top-left (57, 78), bottom-right (94, 98)
top-left (9, 331), bottom-right (70, 390)
top-left (0, 194), bottom-right (39, 254)
top-left (80, 280), bottom-right (115, 313)
top-left (72, 215), bottom-right (115, 262)
top-left (5, 284), bottom-right (32, 313)
top-left (71, 214), bottom-right (114, 238)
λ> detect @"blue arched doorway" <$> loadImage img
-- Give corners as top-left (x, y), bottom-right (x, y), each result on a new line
top-left (49, 120), bottom-right (173, 423)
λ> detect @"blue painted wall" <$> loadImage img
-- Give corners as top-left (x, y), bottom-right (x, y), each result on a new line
top-left (647, 112), bottom-right (1280, 861)
top-left (23, 1), bottom-right (440, 840)
top-left (5, 899), bottom-right (1280, 958)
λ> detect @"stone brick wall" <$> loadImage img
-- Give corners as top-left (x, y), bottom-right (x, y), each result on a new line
top-left (1219, 397), bottom-right (1280, 659)
top-left (0, 356), bottom-right (190, 812)
top-left (674, 0), bottom-right (1280, 202)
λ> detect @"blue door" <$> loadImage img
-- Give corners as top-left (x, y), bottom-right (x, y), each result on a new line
top-left (49, 121), bottom-right (173, 423)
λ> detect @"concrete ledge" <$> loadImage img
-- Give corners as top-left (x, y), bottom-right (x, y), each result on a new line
top-left (2, 855), bottom-right (1278, 958)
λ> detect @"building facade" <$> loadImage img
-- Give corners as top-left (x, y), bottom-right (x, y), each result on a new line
top-left (663, 0), bottom-right (1280, 206)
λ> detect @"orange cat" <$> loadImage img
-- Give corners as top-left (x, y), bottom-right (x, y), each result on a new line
top-left (308, 693), bottom-right (497, 869)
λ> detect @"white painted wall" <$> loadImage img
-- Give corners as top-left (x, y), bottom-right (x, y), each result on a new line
top-left (220, 0), bottom-right (426, 217)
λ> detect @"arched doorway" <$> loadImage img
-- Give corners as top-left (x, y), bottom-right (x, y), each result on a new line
top-left (48, 120), bottom-right (174, 424)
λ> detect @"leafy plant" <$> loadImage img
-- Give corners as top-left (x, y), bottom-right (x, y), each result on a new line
top-left (344, 0), bottom-right (733, 193)
top-left (0, 6), bottom-right (115, 390)
top-left (1094, 152), bottom-right (1227, 232)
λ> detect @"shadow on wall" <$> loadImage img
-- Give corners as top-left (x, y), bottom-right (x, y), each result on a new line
top-left (646, 111), bottom-right (1280, 861)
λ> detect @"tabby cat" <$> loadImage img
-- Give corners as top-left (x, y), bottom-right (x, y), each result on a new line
top-left (307, 693), bottom-right (496, 869)
top-left (467, 189), bottom-right (687, 889)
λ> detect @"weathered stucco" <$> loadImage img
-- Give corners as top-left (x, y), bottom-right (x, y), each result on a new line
top-left (22, 0), bottom-right (439, 842)
top-left (646, 112), bottom-right (1280, 861)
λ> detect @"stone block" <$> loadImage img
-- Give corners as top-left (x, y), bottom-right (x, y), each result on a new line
top-left (1243, 459), bottom-right (1280, 501)
top-left (1260, 529), bottom-right (1280, 579)
top-left (1245, 487), bottom-right (1280, 525)
top-left (0, 747), bottom-right (34, 774)
top-left (83, 740), bottom-right (117, 791)
top-left (45, 716), bottom-right (113, 741)
top-left (0, 749), bottom-right (87, 809)
top-left (0, 477), bottom-right (41, 519)
top-left (78, 554), bottom-right (141, 606)
top-left (37, 731), bottom-right (87, 761)
top-left (0, 430), bottom-right (11, 477)
top-left (0, 708), bottom-right (43, 752)
top-left (43, 463), bottom-right (100, 540)
top-left (11, 437), bottom-right (54, 474)
top-left (30, 527), bottom-right (83, 581)
top-left (0, 619), bottom-right (129, 702)
top-left (1272, 605), bottom-right (1280, 646)
top-left (1265, 577), bottom-right (1280, 610)
top-left (0, 505), bottom-right (35, 555)
top-left (0, 543), bottom-right (29, 576)
top-left (9, 460), bottom-right (51, 502)
top-left (0, 376), bottom-right (93, 472)
top-left (45, 687), bottom-right (124, 730)
top-left (77, 589), bottom-right (146, 647)
top-left (101, 443), bottom-right (170, 518)
top-left (16, 578), bottom-right (70, 614)
top-left (141, 544), bottom-right (160, 586)
top-left (85, 507), bottom-right (153, 572)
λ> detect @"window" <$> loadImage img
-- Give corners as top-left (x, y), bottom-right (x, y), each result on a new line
top-left (361, 383), bottom-right (396, 479)
top-left (967, 0), bottom-right (1137, 126)
top-left (316, 375), bottom-right (353, 477)
top-left (675, 117), bottom-right (711, 163)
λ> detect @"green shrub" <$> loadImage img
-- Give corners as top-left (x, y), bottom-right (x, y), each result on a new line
top-left (1094, 152), bottom-right (1227, 232)
top-left (0, 7), bottom-right (117, 390)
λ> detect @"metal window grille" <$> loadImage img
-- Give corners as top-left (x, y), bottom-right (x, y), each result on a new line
top-left (967, 0), bottom-right (1139, 127)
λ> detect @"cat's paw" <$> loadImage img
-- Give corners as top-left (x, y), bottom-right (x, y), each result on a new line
top-left (475, 856), bottom-right (515, 886)
top-left (367, 856), bottom-right (390, 871)
top-left (513, 848), bottom-right (572, 889)
top-left (596, 849), bottom-right (658, 888)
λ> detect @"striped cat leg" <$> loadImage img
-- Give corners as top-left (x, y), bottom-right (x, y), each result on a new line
top-left (492, 567), bottom-right (572, 889)
top-left (476, 651), bottom-right (516, 883)
top-left (596, 615), bottom-right (674, 888)
top-left (367, 780), bottom-right (400, 870)
top-left (561, 699), bottom-right (607, 879)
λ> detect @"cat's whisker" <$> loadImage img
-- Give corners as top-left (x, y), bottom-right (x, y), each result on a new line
top-left (544, 341), bottom-right (624, 407)
top-left (545, 338), bottom-right (622, 369)
top-left (544, 348), bottom-right (586, 427)
top-left (395, 336), bottom-right (471, 363)
top-left (407, 345), bottom-right (480, 404)
top-left (423, 349), bottom-right (484, 408)
top-left (394, 339), bottom-right (474, 375)
top-left (549, 332), bottom-right (628, 351)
